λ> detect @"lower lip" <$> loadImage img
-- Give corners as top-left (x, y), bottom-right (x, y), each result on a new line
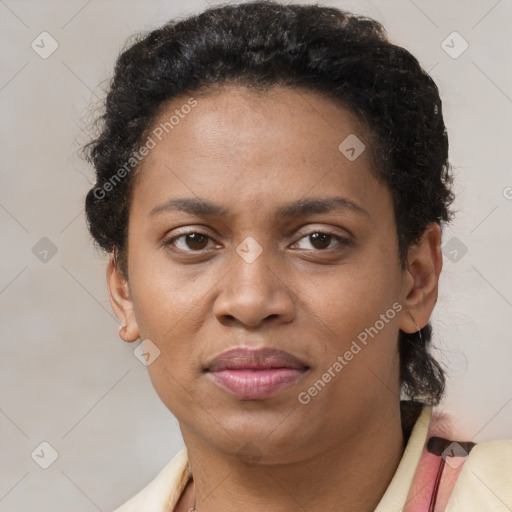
top-left (208, 368), bottom-right (306, 399)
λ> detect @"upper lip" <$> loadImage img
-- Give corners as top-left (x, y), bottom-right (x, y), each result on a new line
top-left (206, 347), bottom-right (308, 372)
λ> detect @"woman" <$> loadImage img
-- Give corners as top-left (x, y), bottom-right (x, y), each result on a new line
top-left (83, 2), bottom-right (511, 511)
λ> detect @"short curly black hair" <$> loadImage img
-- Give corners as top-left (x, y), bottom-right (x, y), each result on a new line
top-left (83, 0), bottom-right (454, 405)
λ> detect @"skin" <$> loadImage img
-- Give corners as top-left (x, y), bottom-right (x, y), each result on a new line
top-left (107, 85), bottom-right (442, 512)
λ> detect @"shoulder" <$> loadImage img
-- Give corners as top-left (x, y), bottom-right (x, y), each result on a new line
top-left (402, 405), bottom-right (512, 512)
top-left (113, 447), bottom-right (190, 512)
top-left (446, 439), bottom-right (512, 510)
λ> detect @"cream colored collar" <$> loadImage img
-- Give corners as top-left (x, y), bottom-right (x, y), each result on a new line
top-left (374, 405), bottom-right (432, 512)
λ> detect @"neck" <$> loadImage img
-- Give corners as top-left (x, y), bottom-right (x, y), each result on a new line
top-left (179, 401), bottom-right (405, 512)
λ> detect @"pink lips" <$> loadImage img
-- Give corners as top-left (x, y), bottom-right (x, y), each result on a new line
top-left (206, 347), bottom-right (309, 400)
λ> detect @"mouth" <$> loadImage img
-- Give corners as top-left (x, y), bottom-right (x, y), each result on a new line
top-left (205, 347), bottom-right (310, 400)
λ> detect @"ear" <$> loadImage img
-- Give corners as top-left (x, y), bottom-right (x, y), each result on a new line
top-left (106, 253), bottom-right (140, 343)
top-left (399, 222), bottom-right (443, 333)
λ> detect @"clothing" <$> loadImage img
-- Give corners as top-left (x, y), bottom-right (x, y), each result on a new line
top-left (113, 406), bottom-right (512, 511)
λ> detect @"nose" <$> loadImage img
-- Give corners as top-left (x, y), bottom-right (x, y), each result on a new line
top-left (213, 245), bottom-right (296, 329)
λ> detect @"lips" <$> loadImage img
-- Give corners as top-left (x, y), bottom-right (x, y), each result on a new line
top-left (205, 347), bottom-right (309, 400)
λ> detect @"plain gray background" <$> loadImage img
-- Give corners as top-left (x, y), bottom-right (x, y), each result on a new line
top-left (1, 0), bottom-right (511, 510)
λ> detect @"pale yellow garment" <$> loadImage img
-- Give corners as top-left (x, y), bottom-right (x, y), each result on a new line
top-left (113, 406), bottom-right (512, 511)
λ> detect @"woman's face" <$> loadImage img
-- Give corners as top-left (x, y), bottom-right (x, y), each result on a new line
top-left (109, 85), bottom-right (434, 462)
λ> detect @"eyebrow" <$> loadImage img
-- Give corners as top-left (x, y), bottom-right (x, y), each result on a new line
top-left (149, 196), bottom-right (370, 220)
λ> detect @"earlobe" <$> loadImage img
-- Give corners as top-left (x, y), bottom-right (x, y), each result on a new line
top-left (118, 323), bottom-right (139, 343)
top-left (399, 223), bottom-right (443, 334)
top-left (106, 253), bottom-right (140, 343)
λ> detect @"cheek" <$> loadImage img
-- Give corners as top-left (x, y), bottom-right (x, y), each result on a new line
top-left (296, 265), bottom-right (402, 407)
top-left (129, 247), bottom-right (214, 337)
top-left (303, 254), bottom-right (402, 369)
top-left (315, 260), bottom-right (398, 324)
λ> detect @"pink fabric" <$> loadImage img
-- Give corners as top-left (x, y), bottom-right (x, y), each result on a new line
top-left (403, 410), bottom-right (475, 512)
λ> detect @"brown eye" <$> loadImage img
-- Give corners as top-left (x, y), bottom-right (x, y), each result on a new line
top-left (184, 233), bottom-right (209, 250)
top-left (166, 232), bottom-right (213, 251)
top-left (294, 231), bottom-right (349, 251)
top-left (309, 232), bottom-right (332, 250)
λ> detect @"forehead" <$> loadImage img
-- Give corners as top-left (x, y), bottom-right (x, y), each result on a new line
top-left (146, 84), bottom-right (368, 156)
top-left (129, 85), bottom-right (389, 221)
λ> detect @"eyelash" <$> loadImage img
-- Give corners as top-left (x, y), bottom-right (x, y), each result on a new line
top-left (163, 230), bottom-right (352, 253)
